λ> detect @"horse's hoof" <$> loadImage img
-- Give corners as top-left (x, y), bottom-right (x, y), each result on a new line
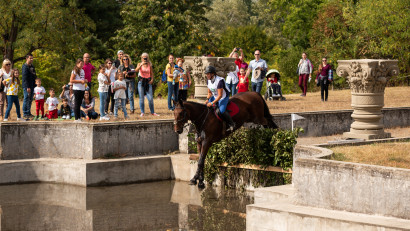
top-left (198, 181), bottom-right (205, 189)
top-left (189, 179), bottom-right (197, 185)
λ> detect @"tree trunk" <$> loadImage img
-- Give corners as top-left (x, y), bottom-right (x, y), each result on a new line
top-left (3, 12), bottom-right (18, 64)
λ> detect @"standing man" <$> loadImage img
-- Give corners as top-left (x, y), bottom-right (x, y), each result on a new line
top-left (245, 49), bottom-right (267, 93)
top-left (82, 53), bottom-right (95, 90)
top-left (22, 54), bottom-right (37, 118)
top-left (113, 50), bottom-right (124, 69)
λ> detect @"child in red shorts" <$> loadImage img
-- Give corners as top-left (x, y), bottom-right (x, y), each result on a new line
top-left (237, 67), bottom-right (249, 93)
top-left (45, 88), bottom-right (59, 119)
top-left (33, 78), bottom-right (46, 120)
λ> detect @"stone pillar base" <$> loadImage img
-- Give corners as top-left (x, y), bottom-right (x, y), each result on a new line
top-left (343, 131), bottom-right (391, 140)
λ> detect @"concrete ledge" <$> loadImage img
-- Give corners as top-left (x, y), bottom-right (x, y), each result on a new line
top-left (247, 199), bottom-right (410, 231)
top-left (0, 156), bottom-right (172, 186)
top-left (254, 184), bottom-right (294, 204)
top-left (0, 120), bottom-right (179, 160)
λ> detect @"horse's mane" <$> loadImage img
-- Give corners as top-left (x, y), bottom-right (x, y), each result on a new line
top-left (182, 101), bottom-right (207, 109)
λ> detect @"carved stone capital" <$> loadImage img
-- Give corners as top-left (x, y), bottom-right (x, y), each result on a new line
top-left (336, 59), bottom-right (399, 93)
top-left (183, 56), bottom-right (236, 98)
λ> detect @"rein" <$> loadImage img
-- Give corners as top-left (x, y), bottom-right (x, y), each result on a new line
top-left (174, 105), bottom-right (211, 133)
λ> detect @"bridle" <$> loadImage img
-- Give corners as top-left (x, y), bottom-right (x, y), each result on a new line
top-left (173, 107), bottom-right (187, 125)
top-left (173, 105), bottom-right (211, 133)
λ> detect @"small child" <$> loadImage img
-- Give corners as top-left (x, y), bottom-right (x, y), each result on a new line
top-left (175, 58), bottom-right (191, 101)
top-left (33, 78), bottom-right (46, 120)
top-left (97, 64), bottom-right (110, 120)
top-left (237, 67), bottom-right (249, 93)
top-left (45, 88), bottom-right (59, 120)
top-left (113, 72), bottom-right (128, 119)
top-left (60, 98), bottom-right (71, 119)
top-left (3, 69), bottom-right (25, 121)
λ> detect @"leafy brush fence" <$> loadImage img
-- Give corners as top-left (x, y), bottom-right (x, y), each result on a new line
top-left (191, 128), bottom-right (302, 188)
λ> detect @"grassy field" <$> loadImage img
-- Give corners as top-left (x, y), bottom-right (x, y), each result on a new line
top-left (330, 142), bottom-right (410, 169)
top-left (2, 86), bottom-right (409, 121)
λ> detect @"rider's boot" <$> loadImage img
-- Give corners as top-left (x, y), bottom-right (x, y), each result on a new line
top-left (222, 111), bottom-right (236, 132)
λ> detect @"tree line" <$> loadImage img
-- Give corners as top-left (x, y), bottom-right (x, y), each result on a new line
top-left (1, 0), bottom-right (408, 95)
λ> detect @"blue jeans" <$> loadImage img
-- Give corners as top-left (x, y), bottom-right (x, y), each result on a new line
top-left (125, 79), bottom-right (135, 111)
top-left (209, 96), bottom-right (229, 113)
top-left (22, 87), bottom-right (34, 116)
top-left (251, 82), bottom-right (263, 93)
top-left (114, 98), bottom-right (127, 117)
top-left (167, 81), bottom-right (179, 110)
top-left (80, 110), bottom-right (98, 119)
top-left (5, 95), bottom-right (21, 119)
top-left (138, 81), bottom-right (155, 114)
top-left (227, 83), bottom-right (238, 96)
top-left (98, 92), bottom-right (108, 117)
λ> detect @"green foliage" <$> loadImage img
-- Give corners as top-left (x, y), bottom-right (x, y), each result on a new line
top-left (112, 0), bottom-right (214, 94)
top-left (218, 25), bottom-right (277, 63)
top-left (204, 127), bottom-right (303, 186)
top-left (0, 0), bottom-right (94, 63)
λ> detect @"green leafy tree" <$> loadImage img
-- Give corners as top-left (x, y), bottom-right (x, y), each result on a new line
top-left (218, 25), bottom-right (277, 63)
top-left (0, 0), bottom-right (94, 63)
top-left (267, 0), bottom-right (325, 49)
top-left (205, 0), bottom-right (251, 36)
top-left (112, 0), bottom-right (214, 88)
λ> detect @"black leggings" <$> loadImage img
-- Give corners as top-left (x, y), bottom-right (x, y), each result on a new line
top-left (320, 78), bottom-right (329, 101)
top-left (105, 85), bottom-right (115, 113)
top-left (74, 90), bottom-right (85, 120)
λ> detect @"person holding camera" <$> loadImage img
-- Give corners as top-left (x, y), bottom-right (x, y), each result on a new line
top-left (136, 53), bottom-right (158, 117)
top-left (59, 82), bottom-right (75, 118)
top-left (117, 54), bottom-right (136, 114)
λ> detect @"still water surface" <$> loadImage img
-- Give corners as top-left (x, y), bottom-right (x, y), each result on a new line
top-left (0, 181), bottom-right (253, 231)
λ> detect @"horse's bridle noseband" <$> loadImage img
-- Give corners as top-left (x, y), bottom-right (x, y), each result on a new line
top-left (173, 107), bottom-right (187, 125)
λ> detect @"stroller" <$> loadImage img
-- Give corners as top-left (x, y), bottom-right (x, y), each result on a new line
top-left (264, 69), bottom-right (286, 101)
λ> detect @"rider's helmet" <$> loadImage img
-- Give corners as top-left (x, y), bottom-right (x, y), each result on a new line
top-left (204, 66), bottom-right (216, 74)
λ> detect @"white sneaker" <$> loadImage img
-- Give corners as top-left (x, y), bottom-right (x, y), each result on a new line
top-left (17, 118), bottom-right (26, 121)
top-left (75, 119), bottom-right (83, 123)
top-left (3, 118), bottom-right (8, 121)
top-left (140, 113), bottom-right (144, 117)
top-left (104, 116), bottom-right (110, 120)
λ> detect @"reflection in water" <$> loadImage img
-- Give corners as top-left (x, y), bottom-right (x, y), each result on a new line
top-left (0, 181), bottom-right (253, 231)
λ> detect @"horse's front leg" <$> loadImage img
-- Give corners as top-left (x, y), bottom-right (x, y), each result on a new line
top-left (197, 140), bottom-right (211, 189)
top-left (189, 134), bottom-right (204, 185)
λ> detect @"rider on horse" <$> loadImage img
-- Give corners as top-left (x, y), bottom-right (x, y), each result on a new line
top-left (204, 66), bottom-right (236, 132)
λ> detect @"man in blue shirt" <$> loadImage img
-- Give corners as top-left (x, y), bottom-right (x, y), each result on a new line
top-left (245, 49), bottom-right (267, 93)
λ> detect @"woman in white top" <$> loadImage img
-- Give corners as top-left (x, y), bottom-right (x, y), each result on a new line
top-left (226, 65), bottom-right (239, 96)
top-left (70, 58), bottom-right (86, 121)
top-left (0, 59), bottom-right (12, 120)
top-left (97, 64), bottom-right (110, 120)
top-left (104, 58), bottom-right (116, 114)
top-left (297, 52), bottom-right (313, 97)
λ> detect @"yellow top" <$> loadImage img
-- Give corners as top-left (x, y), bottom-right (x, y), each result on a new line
top-left (4, 78), bottom-right (19, 95)
top-left (166, 63), bottom-right (178, 82)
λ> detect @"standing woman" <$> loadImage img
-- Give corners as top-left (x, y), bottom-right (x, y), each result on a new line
top-left (117, 54), bottom-right (136, 114)
top-left (136, 53), bottom-right (159, 117)
top-left (0, 59), bottom-right (12, 120)
top-left (297, 52), bottom-right (313, 97)
top-left (70, 58), bottom-right (86, 122)
top-left (315, 57), bottom-right (332, 101)
top-left (3, 69), bottom-right (25, 121)
top-left (166, 54), bottom-right (178, 111)
top-left (104, 59), bottom-right (116, 115)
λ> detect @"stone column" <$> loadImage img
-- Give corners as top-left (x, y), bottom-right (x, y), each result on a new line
top-left (336, 59), bottom-right (399, 140)
top-left (183, 56), bottom-right (236, 99)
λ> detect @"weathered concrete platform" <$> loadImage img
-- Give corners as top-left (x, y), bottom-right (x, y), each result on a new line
top-left (247, 198), bottom-right (410, 231)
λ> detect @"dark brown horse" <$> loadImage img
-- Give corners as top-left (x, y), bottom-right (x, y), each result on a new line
top-left (173, 91), bottom-right (278, 188)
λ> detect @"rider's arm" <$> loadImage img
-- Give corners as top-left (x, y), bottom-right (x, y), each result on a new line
top-left (206, 89), bottom-right (212, 102)
top-left (211, 89), bottom-right (223, 105)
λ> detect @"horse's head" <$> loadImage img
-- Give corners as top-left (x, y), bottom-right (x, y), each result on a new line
top-left (173, 99), bottom-right (188, 134)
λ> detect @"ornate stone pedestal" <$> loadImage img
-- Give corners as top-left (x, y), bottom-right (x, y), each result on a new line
top-left (183, 56), bottom-right (236, 99)
top-left (336, 59), bottom-right (399, 140)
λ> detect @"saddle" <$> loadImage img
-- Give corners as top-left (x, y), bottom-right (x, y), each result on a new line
top-left (214, 101), bottom-right (239, 121)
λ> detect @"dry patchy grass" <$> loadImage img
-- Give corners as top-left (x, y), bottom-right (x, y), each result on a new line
top-left (2, 86), bottom-right (409, 122)
top-left (330, 142), bottom-right (410, 169)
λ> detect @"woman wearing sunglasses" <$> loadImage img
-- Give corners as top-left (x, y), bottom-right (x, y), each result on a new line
top-left (315, 58), bottom-right (332, 101)
top-left (117, 54), bottom-right (136, 114)
top-left (104, 59), bottom-right (116, 114)
top-left (0, 59), bottom-right (12, 120)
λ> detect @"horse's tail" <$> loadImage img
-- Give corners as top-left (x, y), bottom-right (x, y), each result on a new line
top-left (260, 94), bottom-right (278, 129)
